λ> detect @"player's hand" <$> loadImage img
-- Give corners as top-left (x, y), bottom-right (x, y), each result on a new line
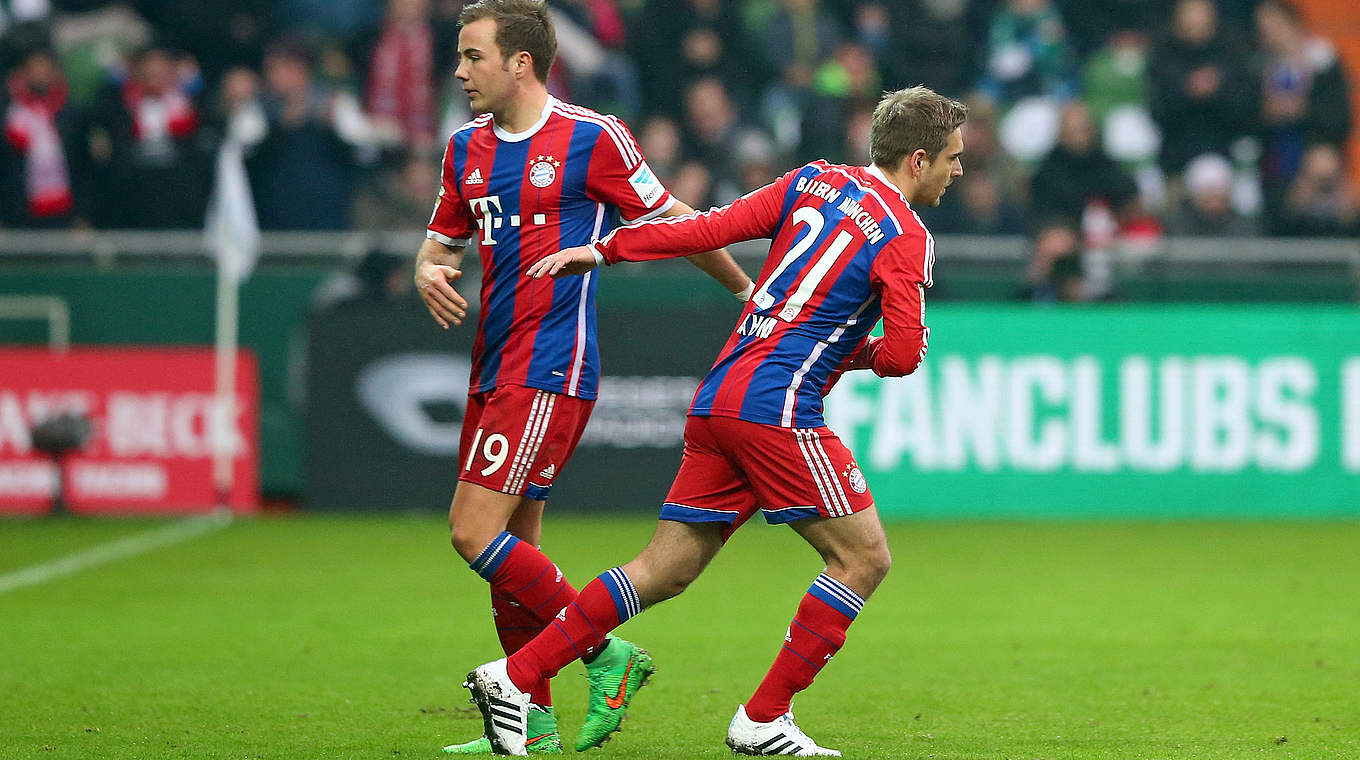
top-left (526, 246), bottom-right (599, 279)
top-left (415, 261), bottom-right (467, 329)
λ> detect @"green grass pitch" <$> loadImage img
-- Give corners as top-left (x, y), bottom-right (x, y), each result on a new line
top-left (2, 514), bottom-right (1358, 759)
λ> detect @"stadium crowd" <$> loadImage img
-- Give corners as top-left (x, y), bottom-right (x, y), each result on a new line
top-left (1, 0), bottom-right (1355, 294)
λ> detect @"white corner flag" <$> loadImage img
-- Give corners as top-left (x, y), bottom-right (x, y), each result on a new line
top-left (204, 138), bottom-right (261, 507)
top-left (205, 140), bottom-right (261, 284)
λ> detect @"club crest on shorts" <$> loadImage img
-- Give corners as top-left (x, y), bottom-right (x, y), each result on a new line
top-left (529, 155), bottom-right (560, 188)
top-left (843, 464), bottom-right (867, 494)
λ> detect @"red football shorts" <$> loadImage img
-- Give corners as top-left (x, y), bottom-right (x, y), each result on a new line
top-left (660, 414), bottom-right (874, 533)
top-left (458, 384), bottom-right (594, 501)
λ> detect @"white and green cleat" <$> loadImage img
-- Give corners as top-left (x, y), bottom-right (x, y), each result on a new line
top-left (442, 705), bottom-right (562, 755)
top-left (574, 636), bottom-right (655, 751)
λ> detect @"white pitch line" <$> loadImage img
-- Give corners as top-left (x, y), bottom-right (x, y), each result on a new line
top-left (0, 510), bottom-right (233, 595)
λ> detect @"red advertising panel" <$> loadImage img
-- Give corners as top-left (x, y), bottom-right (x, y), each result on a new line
top-left (0, 348), bottom-right (259, 514)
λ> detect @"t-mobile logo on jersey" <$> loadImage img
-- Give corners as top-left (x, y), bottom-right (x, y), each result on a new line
top-left (467, 194), bottom-right (549, 246)
top-left (468, 195), bottom-right (503, 245)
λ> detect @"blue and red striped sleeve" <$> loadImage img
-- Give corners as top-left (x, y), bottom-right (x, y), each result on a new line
top-left (851, 226), bottom-right (931, 377)
top-left (581, 114), bottom-right (674, 224)
top-left (426, 133), bottom-right (476, 246)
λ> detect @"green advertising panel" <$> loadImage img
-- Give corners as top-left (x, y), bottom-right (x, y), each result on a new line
top-left (825, 305), bottom-right (1360, 518)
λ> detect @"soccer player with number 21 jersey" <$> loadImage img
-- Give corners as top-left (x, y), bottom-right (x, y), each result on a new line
top-left (464, 86), bottom-right (969, 756)
top-left (413, 0), bottom-right (752, 754)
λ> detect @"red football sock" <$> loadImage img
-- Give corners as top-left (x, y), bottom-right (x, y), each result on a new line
top-left (745, 573), bottom-right (865, 723)
top-left (492, 582), bottom-right (577, 706)
top-left (506, 567), bottom-right (641, 691)
top-left (471, 532), bottom-right (581, 705)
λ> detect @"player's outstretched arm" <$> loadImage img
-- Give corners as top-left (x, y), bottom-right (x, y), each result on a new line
top-left (414, 237), bottom-right (468, 329)
top-left (663, 200), bottom-right (754, 301)
top-left (526, 246), bottom-right (600, 279)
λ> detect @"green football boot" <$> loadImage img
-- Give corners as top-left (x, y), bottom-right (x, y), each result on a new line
top-left (574, 636), bottom-right (655, 751)
top-left (442, 704), bottom-right (562, 754)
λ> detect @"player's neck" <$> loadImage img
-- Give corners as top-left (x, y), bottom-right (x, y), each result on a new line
top-left (493, 86), bottom-right (550, 134)
top-left (872, 162), bottom-right (917, 205)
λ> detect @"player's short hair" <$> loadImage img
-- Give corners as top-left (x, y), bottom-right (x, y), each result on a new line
top-left (459, 0), bottom-right (557, 83)
top-left (869, 86), bottom-right (968, 169)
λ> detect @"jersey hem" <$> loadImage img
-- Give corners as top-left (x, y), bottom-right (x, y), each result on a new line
top-left (689, 407), bottom-right (826, 430)
top-left (426, 230), bottom-right (471, 246)
top-left (470, 379), bottom-right (599, 402)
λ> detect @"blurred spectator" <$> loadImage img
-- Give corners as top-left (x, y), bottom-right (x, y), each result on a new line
top-left (636, 114), bottom-right (682, 181)
top-left (1054, 0), bottom-right (1153, 57)
top-left (842, 101), bottom-right (873, 165)
top-left (668, 159), bottom-right (714, 209)
top-left (882, 0), bottom-right (979, 97)
top-left (680, 76), bottom-right (765, 204)
top-left (1165, 152), bottom-right (1260, 236)
top-left (238, 38), bottom-right (385, 230)
top-left (277, 0), bottom-right (382, 46)
top-left (131, 0), bottom-right (272, 87)
top-left (0, 0), bottom-right (51, 38)
top-left (549, 4), bottom-right (640, 119)
top-left (312, 247), bottom-right (412, 311)
top-left (930, 172), bottom-right (1029, 235)
top-left (1082, 28), bottom-right (1149, 125)
top-left (1030, 102), bottom-right (1146, 249)
top-left (760, 0), bottom-right (842, 152)
top-left (1, 46), bottom-right (88, 227)
top-left (90, 45), bottom-right (210, 228)
top-left (629, 0), bottom-right (764, 120)
top-left (366, 0), bottom-right (435, 151)
top-left (762, 0), bottom-right (841, 94)
top-left (1253, 0), bottom-right (1352, 224)
top-left (1149, 0), bottom-right (1253, 174)
top-left (977, 0), bottom-right (1077, 107)
top-left (800, 41), bottom-right (878, 160)
top-left (733, 129), bottom-right (778, 194)
top-left (557, 0), bottom-right (627, 49)
top-left (48, 4), bottom-right (153, 107)
top-left (1023, 223), bottom-right (1088, 301)
top-left (1279, 144), bottom-right (1358, 236)
top-left (351, 149), bottom-right (438, 230)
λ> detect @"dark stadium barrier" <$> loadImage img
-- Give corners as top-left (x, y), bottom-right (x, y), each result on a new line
top-left (303, 283), bottom-right (741, 511)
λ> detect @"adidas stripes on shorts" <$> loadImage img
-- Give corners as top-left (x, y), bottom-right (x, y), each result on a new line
top-left (458, 384), bottom-right (594, 501)
top-left (660, 414), bottom-right (874, 533)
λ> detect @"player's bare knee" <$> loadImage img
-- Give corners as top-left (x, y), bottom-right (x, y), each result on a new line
top-left (865, 541), bottom-right (892, 588)
top-left (449, 523), bottom-right (491, 564)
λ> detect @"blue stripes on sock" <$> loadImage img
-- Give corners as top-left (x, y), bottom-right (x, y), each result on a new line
top-left (807, 573), bottom-right (864, 619)
top-left (599, 567), bottom-right (642, 622)
top-left (469, 532), bottom-right (519, 580)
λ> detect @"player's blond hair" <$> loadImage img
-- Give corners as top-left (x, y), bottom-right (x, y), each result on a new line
top-left (869, 87), bottom-right (968, 169)
top-left (459, 0), bottom-right (557, 83)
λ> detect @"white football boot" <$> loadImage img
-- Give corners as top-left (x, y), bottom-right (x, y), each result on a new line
top-left (463, 658), bottom-right (531, 756)
top-left (725, 704), bottom-right (842, 756)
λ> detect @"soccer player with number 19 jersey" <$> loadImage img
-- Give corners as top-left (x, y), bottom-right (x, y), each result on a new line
top-left (414, 1), bottom-right (751, 755)
top-left (465, 86), bottom-right (968, 756)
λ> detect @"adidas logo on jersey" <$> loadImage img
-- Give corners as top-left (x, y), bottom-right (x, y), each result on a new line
top-left (465, 168), bottom-right (484, 185)
top-left (538, 463), bottom-right (556, 480)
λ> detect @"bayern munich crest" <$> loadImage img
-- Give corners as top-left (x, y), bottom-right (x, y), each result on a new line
top-left (529, 154), bottom-right (560, 188)
top-left (845, 465), bottom-right (867, 494)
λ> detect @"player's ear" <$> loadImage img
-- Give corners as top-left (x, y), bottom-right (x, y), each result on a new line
top-left (911, 149), bottom-right (927, 177)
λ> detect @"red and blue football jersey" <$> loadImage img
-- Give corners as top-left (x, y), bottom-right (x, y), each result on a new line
top-left (591, 160), bottom-right (933, 427)
top-left (427, 96), bottom-right (674, 400)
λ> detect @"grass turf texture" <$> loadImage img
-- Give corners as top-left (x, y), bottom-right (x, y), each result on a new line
top-left (1, 515), bottom-right (1357, 759)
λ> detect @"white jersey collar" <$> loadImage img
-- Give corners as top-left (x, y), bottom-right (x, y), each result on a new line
top-left (493, 95), bottom-right (557, 143)
top-left (865, 163), bottom-right (910, 206)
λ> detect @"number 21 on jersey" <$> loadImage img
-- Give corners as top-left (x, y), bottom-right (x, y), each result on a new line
top-left (751, 206), bottom-right (854, 322)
